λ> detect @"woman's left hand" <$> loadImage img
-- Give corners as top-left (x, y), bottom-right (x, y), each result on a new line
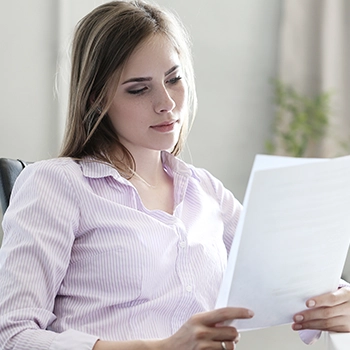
top-left (292, 287), bottom-right (350, 332)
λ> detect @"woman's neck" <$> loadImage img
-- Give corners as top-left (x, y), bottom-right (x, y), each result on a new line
top-left (125, 149), bottom-right (174, 214)
top-left (129, 150), bottom-right (165, 188)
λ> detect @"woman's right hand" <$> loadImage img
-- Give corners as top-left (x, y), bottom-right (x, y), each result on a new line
top-left (162, 307), bottom-right (254, 350)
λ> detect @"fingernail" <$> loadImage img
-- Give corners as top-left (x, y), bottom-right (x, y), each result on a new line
top-left (293, 324), bottom-right (302, 330)
top-left (248, 310), bottom-right (254, 317)
top-left (295, 315), bottom-right (303, 322)
top-left (234, 333), bottom-right (241, 343)
top-left (307, 300), bottom-right (316, 307)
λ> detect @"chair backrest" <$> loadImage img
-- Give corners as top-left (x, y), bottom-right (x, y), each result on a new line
top-left (0, 158), bottom-right (28, 215)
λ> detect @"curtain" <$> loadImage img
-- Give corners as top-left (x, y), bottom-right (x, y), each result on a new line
top-left (277, 0), bottom-right (350, 157)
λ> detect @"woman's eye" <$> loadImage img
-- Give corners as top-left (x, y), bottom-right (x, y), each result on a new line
top-left (127, 87), bottom-right (148, 95)
top-left (167, 76), bottom-right (182, 84)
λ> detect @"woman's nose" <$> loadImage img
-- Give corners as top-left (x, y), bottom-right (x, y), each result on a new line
top-left (154, 86), bottom-right (176, 113)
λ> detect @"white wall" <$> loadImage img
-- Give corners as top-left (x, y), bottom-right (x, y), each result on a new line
top-left (0, 1), bottom-right (331, 349)
top-left (0, 0), bottom-right (59, 161)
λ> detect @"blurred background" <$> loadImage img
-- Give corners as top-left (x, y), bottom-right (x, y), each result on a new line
top-left (0, 0), bottom-right (349, 348)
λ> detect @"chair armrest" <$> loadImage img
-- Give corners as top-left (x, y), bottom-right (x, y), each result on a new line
top-left (0, 158), bottom-right (28, 214)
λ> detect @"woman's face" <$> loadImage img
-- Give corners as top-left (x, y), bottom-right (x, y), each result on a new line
top-left (107, 34), bottom-right (188, 157)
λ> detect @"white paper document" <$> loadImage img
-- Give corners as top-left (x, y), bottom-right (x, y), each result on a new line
top-left (215, 154), bottom-right (350, 331)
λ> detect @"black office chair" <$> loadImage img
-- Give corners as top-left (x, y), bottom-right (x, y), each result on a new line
top-left (0, 158), bottom-right (28, 215)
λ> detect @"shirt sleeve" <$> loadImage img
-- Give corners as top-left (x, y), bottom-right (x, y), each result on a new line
top-left (0, 160), bottom-right (99, 350)
top-left (196, 168), bottom-right (242, 254)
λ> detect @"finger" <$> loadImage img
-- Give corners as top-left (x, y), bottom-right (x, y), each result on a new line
top-left (294, 302), bottom-right (350, 324)
top-left (306, 287), bottom-right (350, 308)
top-left (292, 315), bottom-right (350, 332)
top-left (234, 332), bottom-right (241, 344)
top-left (212, 326), bottom-right (240, 342)
top-left (324, 323), bottom-right (350, 332)
top-left (195, 307), bottom-right (254, 326)
top-left (219, 341), bottom-right (235, 350)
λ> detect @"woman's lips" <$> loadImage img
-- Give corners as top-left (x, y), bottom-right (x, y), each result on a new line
top-left (150, 120), bottom-right (177, 132)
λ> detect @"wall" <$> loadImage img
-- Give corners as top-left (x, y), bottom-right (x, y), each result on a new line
top-left (0, 0), bottom-right (59, 161)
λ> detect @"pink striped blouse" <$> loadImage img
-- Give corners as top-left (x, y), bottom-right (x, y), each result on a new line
top-left (0, 152), bottom-right (241, 349)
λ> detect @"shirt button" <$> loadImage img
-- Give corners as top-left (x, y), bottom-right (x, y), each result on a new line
top-left (186, 285), bottom-right (192, 292)
top-left (179, 241), bottom-right (186, 248)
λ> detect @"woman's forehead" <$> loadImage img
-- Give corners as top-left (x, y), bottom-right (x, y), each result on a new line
top-left (120, 35), bottom-right (181, 78)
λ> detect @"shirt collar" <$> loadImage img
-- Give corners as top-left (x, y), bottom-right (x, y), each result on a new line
top-left (79, 151), bottom-right (200, 182)
top-left (161, 151), bottom-right (196, 179)
top-left (79, 158), bottom-right (123, 181)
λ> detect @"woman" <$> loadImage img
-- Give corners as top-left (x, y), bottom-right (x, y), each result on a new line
top-left (0, 1), bottom-right (349, 349)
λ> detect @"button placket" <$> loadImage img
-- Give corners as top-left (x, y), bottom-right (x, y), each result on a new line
top-left (174, 222), bottom-right (194, 295)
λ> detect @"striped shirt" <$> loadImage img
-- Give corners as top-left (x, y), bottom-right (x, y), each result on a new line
top-left (0, 152), bottom-right (241, 349)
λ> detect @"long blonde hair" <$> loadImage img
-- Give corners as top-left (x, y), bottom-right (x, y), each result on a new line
top-left (60, 0), bottom-right (197, 173)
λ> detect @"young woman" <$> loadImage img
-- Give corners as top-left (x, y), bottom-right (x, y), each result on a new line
top-left (0, 1), bottom-right (349, 349)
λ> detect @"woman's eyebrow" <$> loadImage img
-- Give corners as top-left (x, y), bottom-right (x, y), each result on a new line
top-left (165, 65), bottom-right (179, 76)
top-left (122, 65), bottom-right (180, 85)
top-left (122, 76), bottom-right (152, 84)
